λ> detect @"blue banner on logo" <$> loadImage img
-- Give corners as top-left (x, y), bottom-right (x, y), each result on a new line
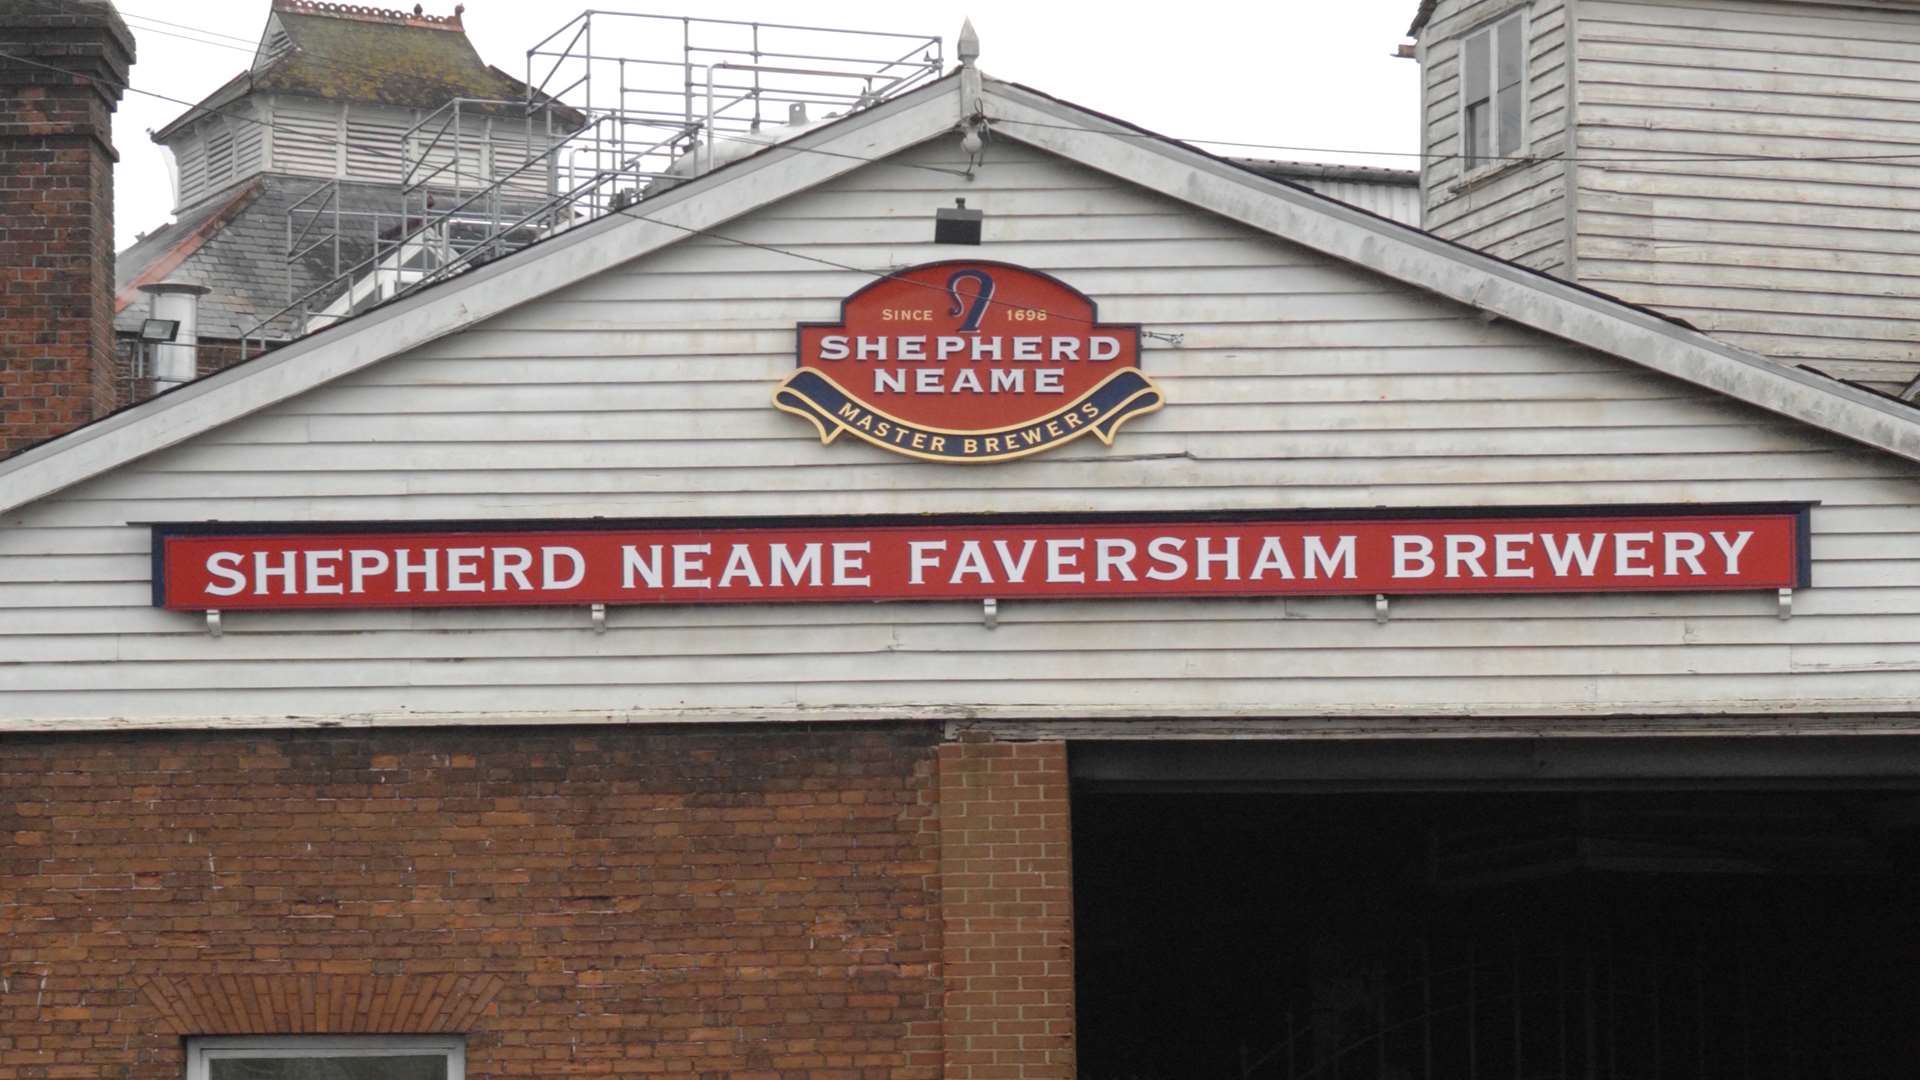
top-left (772, 368), bottom-right (1165, 463)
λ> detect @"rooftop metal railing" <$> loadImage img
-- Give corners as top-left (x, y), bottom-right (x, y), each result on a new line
top-left (239, 10), bottom-right (941, 354)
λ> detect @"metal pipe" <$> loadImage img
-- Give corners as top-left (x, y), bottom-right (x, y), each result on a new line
top-left (140, 282), bottom-right (210, 389)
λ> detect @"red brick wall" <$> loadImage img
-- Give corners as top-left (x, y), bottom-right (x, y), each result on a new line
top-left (0, 2), bottom-right (134, 458)
top-left (938, 741), bottom-right (1076, 1078)
top-left (0, 725), bottom-right (951, 1078)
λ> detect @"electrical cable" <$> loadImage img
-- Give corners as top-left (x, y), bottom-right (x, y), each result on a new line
top-left (40, 16), bottom-right (1915, 337)
top-left (0, 45), bottom-right (966, 179)
top-left (90, 1), bottom-right (1920, 169)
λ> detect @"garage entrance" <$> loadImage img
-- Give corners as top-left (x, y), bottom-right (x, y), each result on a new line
top-left (1071, 738), bottom-right (1920, 1080)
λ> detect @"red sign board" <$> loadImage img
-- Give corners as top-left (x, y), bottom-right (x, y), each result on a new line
top-left (153, 506), bottom-right (1811, 612)
top-left (776, 260), bottom-right (1162, 462)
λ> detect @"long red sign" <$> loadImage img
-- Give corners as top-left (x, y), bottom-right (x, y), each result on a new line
top-left (153, 506), bottom-right (1810, 611)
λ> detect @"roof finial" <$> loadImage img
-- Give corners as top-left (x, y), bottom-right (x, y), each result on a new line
top-left (957, 18), bottom-right (980, 67)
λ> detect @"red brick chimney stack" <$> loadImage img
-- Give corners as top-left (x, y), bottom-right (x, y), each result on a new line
top-left (0, 0), bottom-right (134, 458)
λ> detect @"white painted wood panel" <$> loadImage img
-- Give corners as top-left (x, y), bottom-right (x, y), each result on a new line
top-left (5, 135), bottom-right (1920, 727)
top-left (268, 95), bottom-right (344, 179)
top-left (1421, 0), bottom-right (1574, 271)
top-left (1574, 0), bottom-right (1920, 388)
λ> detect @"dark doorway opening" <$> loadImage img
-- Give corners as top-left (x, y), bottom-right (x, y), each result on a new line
top-left (1073, 788), bottom-right (1920, 1080)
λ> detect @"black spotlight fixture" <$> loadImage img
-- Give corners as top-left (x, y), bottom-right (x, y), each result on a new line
top-left (934, 198), bottom-right (983, 245)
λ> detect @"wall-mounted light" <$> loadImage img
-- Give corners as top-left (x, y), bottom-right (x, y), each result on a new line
top-left (935, 198), bottom-right (983, 245)
top-left (138, 318), bottom-right (180, 342)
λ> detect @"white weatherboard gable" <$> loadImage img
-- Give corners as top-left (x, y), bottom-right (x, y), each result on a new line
top-left (6, 74), bottom-right (1920, 515)
top-left (5, 133), bottom-right (1920, 730)
top-left (978, 81), bottom-right (1920, 463)
top-left (5, 77), bottom-right (1920, 730)
top-left (0, 73), bottom-right (972, 516)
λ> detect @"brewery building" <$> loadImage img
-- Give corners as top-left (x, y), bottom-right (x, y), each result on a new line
top-left (5, 0), bottom-right (1920, 1076)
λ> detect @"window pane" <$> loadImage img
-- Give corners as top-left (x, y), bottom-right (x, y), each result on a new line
top-left (1498, 83), bottom-right (1524, 155)
top-left (1464, 30), bottom-right (1490, 104)
top-left (1496, 16), bottom-right (1524, 89)
top-left (1465, 101), bottom-right (1488, 167)
top-left (210, 1056), bottom-right (447, 1080)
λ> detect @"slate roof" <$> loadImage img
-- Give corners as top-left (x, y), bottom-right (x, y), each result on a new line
top-left (114, 175), bottom-right (409, 342)
top-left (154, 1), bottom-right (583, 140)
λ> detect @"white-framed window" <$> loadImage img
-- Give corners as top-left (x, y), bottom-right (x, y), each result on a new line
top-left (1459, 9), bottom-right (1528, 173)
top-left (186, 1036), bottom-right (464, 1080)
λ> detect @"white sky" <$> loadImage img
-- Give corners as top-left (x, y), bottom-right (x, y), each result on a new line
top-left (108, 0), bottom-right (1421, 250)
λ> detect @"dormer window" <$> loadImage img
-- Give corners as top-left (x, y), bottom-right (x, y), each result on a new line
top-left (1461, 10), bottom-right (1526, 172)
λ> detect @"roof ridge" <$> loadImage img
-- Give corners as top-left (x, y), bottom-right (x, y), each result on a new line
top-left (8, 71), bottom-right (1920, 515)
top-left (272, 0), bottom-right (466, 32)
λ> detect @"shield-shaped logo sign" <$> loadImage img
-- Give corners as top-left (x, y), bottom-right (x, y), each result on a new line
top-left (774, 260), bottom-right (1164, 462)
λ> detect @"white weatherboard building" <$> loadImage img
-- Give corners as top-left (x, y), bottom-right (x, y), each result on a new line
top-left (12, 68), bottom-right (1920, 726)
top-left (7, 8), bottom-right (1920, 1077)
top-left (1415, 0), bottom-right (1920, 395)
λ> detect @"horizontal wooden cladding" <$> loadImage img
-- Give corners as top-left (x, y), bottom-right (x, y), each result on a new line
top-left (6, 136), bottom-right (1920, 722)
top-left (7, 671), bottom-right (1920, 723)
top-left (223, 371), bottom-right (1727, 420)
top-left (1422, 0), bottom-right (1570, 218)
top-left (38, 454), bottom-right (1892, 509)
top-left (1421, 0), bottom-right (1570, 268)
top-left (1572, 0), bottom-right (1920, 385)
top-left (1579, 54), bottom-right (1920, 110)
top-left (1584, 0), bottom-right (1920, 51)
top-left (330, 346), bottom-right (1628, 388)
top-left (6, 592), bottom-right (1894, 650)
top-left (0, 640), bottom-right (1904, 692)
top-left (1578, 213), bottom-right (1920, 265)
top-left (4, 485), bottom-right (1892, 539)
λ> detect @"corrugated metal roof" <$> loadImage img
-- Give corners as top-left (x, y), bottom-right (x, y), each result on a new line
top-left (1227, 158), bottom-right (1423, 227)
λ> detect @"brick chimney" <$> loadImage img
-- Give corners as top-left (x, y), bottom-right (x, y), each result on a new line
top-left (0, 1), bottom-right (134, 458)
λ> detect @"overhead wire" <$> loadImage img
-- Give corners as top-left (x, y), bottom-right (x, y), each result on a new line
top-left (82, 1), bottom-right (1920, 170)
top-left (38, 8), bottom-right (1920, 334)
top-left (40, 0), bottom-right (1920, 171)
top-left (112, 5), bottom-right (270, 48)
top-left (0, 37), bottom-right (967, 180)
top-left (0, 41), bottom-right (1074, 328)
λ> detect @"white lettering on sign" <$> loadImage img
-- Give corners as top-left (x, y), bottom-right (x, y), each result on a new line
top-left (1615, 532), bottom-right (1655, 577)
top-left (771, 543), bottom-right (823, 587)
top-left (812, 333), bottom-right (1128, 397)
top-left (1096, 538), bottom-right (1137, 582)
top-left (1713, 531), bottom-right (1753, 574)
top-left (832, 542), bottom-right (871, 587)
top-left (543, 547), bottom-right (586, 590)
top-left (1046, 538), bottom-right (1086, 584)
top-left (1305, 537), bottom-right (1357, 580)
top-left (1543, 533), bottom-right (1603, 577)
top-left (1494, 534), bottom-right (1534, 579)
top-left (672, 544), bottom-right (711, 589)
top-left (1250, 536), bottom-right (1295, 580)
top-left (1393, 535), bottom-right (1434, 580)
top-left (351, 549), bottom-right (390, 594)
top-left (176, 519), bottom-right (1792, 606)
top-left (206, 552), bottom-right (247, 597)
top-left (494, 547), bottom-right (533, 591)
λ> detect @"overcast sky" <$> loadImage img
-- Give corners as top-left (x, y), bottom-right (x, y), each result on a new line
top-left (108, 0), bottom-right (1421, 250)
